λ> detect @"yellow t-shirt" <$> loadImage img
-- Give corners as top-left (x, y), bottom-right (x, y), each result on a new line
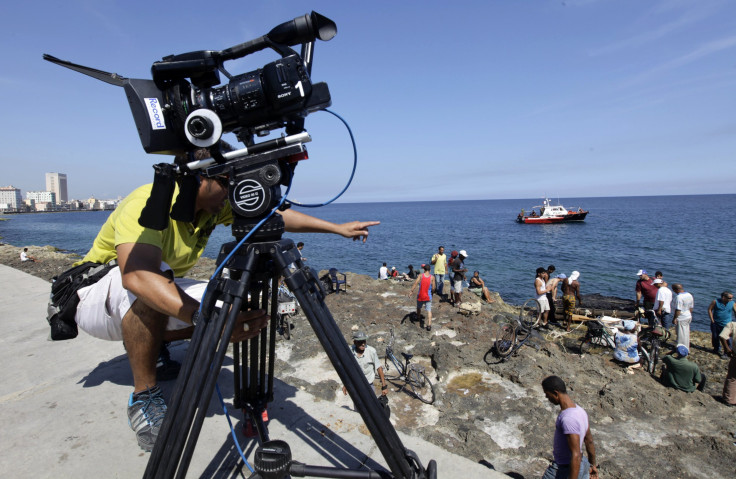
top-left (79, 184), bottom-right (232, 277)
top-left (432, 253), bottom-right (446, 275)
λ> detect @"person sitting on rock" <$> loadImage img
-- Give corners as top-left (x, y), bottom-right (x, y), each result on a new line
top-left (613, 320), bottom-right (641, 373)
top-left (20, 248), bottom-right (37, 263)
top-left (468, 271), bottom-right (495, 303)
top-left (661, 345), bottom-right (706, 392)
top-left (378, 263), bottom-right (388, 280)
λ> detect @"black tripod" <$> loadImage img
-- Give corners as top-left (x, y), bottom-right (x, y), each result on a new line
top-left (143, 218), bottom-right (436, 477)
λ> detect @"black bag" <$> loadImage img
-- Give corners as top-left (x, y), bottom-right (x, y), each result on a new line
top-left (46, 261), bottom-right (116, 340)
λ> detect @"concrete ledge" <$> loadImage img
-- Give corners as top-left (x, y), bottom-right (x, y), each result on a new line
top-left (0, 264), bottom-right (506, 478)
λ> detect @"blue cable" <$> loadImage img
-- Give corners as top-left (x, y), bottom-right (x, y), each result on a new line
top-left (216, 383), bottom-right (255, 473)
top-left (204, 108), bottom-right (356, 468)
top-left (203, 172), bottom-right (294, 472)
top-left (288, 108), bottom-right (357, 208)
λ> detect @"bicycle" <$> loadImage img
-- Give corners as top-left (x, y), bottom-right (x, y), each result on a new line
top-left (491, 299), bottom-right (540, 360)
top-left (383, 328), bottom-right (435, 404)
top-left (276, 284), bottom-right (299, 340)
top-left (637, 324), bottom-right (671, 375)
top-left (579, 319), bottom-right (616, 356)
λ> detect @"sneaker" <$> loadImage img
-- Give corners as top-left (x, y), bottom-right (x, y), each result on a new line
top-left (156, 342), bottom-right (181, 381)
top-left (127, 386), bottom-right (167, 452)
top-left (426, 325), bottom-right (432, 332)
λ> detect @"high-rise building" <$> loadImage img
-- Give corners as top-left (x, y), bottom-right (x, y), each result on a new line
top-left (0, 186), bottom-right (23, 211)
top-left (46, 172), bottom-right (68, 203)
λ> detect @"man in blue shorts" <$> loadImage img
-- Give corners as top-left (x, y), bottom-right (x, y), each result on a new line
top-left (541, 376), bottom-right (599, 479)
top-left (408, 264), bottom-right (436, 331)
top-left (430, 246), bottom-right (447, 300)
top-left (708, 291), bottom-right (734, 357)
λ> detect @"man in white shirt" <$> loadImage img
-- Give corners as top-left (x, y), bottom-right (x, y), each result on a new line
top-left (653, 279), bottom-right (673, 330)
top-left (378, 262), bottom-right (388, 280)
top-left (673, 283), bottom-right (694, 348)
top-left (20, 248), bottom-right (37, 262)
top-left (342, 331), bottom-right (388, 397)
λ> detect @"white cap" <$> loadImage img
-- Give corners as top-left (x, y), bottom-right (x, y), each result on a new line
top-left (570, 271), bottom-right (580, 281)
top-left (459, 250), bottom-right (468, 258)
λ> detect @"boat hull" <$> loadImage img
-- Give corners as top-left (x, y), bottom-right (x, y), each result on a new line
top-left (518, 211), bottom-right (588, 224)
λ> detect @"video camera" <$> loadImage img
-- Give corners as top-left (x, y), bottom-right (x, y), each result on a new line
top-left (45, 12), bottom-right (337, 233)
top-left (45, 11), bottom-right (335, 155)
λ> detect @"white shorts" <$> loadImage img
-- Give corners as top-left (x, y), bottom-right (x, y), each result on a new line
top-left (537, 296), bottom-right (550, 312)
top-left (453, 280), bottom-right (463, 293)
top-left (75, 265), bottom-right (207, 341)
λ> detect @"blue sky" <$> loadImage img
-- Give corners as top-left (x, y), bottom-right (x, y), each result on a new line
top-left (2, 0), bottom-right (734, 202)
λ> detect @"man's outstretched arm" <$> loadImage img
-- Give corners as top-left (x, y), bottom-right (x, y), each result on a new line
top-left (278, 209), bottom-right (379, 242)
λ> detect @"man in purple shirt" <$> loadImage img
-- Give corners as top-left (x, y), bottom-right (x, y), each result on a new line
top-left (542, 376), bottom-right (598, 479)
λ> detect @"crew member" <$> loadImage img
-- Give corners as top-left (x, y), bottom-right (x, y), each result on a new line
top-left (73, 150), bottom-right (380, 452)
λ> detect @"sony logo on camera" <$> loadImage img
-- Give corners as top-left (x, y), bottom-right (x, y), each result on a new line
top-left (144, 97), bottom-right (167, 130)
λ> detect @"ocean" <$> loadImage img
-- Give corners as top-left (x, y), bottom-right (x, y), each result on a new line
top-left (2, 194), bottom-right (735, 332)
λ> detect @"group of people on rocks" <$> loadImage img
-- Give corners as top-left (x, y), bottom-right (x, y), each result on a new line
top-left (603, 268), bottom-right (735, 405)
top-left (534, 264), bottom-right (582, 332)
top-left (378, 246), bottom-right (486, 332)
top-left (378, 262), bottom-right (419, 281)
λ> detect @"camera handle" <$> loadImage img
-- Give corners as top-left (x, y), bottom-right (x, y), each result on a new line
top-left (144, 239), bottom-right (434, 479)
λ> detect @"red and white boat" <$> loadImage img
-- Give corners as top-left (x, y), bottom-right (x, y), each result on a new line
top-left (516, 198), bottom-right (588, 224)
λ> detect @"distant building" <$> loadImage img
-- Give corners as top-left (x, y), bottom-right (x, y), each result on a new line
top-left (0, 186), bottom-right (23, 212)
top-left (27, 191), bottom-right (57, 206)
top-left (68, 199), bottom-right (84, 210)
top-left (86, 197), bottom-right (101, 210)
top-left (46, 172), bottom-right (68, 203)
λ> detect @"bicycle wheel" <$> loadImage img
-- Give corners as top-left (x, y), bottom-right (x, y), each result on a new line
top-left (519, 299), bottom-right (541, 329)
top-left (494, 322), bottom-right (517, 357)
top-left (650, 340), bottom-right (660, 375)
top-left (638, 345), bottom-right (651, 373)
top-left (406, 367), bottom-right (435, 404)
top-left (281, 314), bottom-right (292, 340)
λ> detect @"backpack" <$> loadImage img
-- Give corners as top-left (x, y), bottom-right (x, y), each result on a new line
top-left (46, 261), bottom-right (117, 340)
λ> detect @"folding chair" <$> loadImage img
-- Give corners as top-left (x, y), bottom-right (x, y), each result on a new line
top-left (328, 268), bottom-right (347, 293)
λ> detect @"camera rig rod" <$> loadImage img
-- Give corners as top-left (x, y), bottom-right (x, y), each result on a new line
top-left (184, 132), bottom-right (311, 172)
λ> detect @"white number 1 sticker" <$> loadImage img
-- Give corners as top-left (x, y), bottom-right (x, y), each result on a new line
top-left (295, 81), bottom-right (305, 97)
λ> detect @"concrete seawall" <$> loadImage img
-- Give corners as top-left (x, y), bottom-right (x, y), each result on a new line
top-left (0, 264), bottom-right (505, 478)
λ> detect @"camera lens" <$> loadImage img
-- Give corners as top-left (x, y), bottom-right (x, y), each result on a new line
top-left (187, 115), bottom-right (214, 138)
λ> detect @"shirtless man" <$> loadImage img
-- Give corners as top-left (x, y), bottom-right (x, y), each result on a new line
top-left (562, 271), bottom-right (582, 332)
top-left (535, 267), bottom-right (552, 327)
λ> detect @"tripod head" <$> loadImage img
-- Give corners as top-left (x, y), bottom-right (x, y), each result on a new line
top-left (198, 135), bottom-right (310, 241)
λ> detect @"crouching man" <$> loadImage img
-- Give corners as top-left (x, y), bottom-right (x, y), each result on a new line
top-left (73, 157), bottom-right (379, 451)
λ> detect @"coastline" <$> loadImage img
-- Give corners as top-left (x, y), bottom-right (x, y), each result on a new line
top-left (1, 242), bottom-right (735, 477)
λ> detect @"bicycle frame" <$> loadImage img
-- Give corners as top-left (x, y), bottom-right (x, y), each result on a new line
top-left (383, 329), bottom-right (435, 404)
top-left (384, 345), bottom-right (406, 378)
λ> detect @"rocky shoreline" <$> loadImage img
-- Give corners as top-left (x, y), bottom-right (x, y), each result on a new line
top-left (2, 243), bottom-right (734, 478)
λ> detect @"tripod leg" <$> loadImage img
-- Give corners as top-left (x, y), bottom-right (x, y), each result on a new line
top-left (271, 241), bottom-right (419, 479)
top-left (174, 256), bottom-right (257, 478)
top-left (145, 249), bottom-right (256, 479)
